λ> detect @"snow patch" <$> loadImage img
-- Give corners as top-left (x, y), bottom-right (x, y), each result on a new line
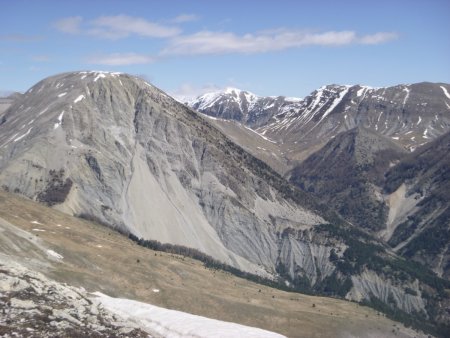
top-left (94, 73), bottom-right (106, 82)
top-left (73, 95), bottom-right (85, 103)
top-left (13, 127), bottom-right (33, 142)
top-left (57, 92), bottom-right (67, 98)
top-left (38, 107), bottom-right (49, 116)
top-left (93, 292), bottom-right (286, 338)
top-left (47, 249), bottom-right (63, 260)
top-left (245, 126), bottom-right (277, 143)
top-left (54, 111), bottom-right (64, 130)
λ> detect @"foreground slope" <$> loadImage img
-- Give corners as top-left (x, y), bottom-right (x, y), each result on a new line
top-left (0, 190), bottom-right (429, 338)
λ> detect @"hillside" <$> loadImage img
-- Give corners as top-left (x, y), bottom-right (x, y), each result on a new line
top-left (0, 190), bottom-right (430, 338)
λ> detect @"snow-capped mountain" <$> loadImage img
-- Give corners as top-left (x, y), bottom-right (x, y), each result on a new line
top-left (189, 83), bottom-right (450, 161)
top-left (188, 87), bottom-right (302, 128)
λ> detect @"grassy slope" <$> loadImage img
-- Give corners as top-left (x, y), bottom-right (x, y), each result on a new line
top-left (0, 190), bottom-right (427, 338)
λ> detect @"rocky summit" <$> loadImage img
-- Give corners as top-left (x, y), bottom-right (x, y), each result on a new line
top-left (1, 72), bottom-right (450, 336)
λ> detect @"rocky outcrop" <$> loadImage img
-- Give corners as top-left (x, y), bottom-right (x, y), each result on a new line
top-left (347, 269), bottom-right (426, 315)
top-left (0, 260), bottom-right (148, 337)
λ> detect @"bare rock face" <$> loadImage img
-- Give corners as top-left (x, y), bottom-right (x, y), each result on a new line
top-left (0, 71), bottom-right (324, 277)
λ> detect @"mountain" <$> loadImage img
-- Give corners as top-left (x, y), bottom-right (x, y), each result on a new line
top-left (289, 127), bottom-right (408, 232)
top-left (187, 87), bottom-right (303, 129)
top-left (188, 82), bottom-right (450, 164)
top-left (1, 72), bottom-right (449, 336)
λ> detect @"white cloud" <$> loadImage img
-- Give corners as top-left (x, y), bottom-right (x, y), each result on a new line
top-left (169, 14), bottom-right (199, 24)
top-left (87, 53), bottom-right (155, 66)
top-left (54, 15), bottom-right (180, 39)
top-left (53, 16), bottom-right (82, 34)
top-left (162, 29), bottom-right (398, 56)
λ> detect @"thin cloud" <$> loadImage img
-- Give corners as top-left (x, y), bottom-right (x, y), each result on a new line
top-left (0, 34), bottom-right (43, 42)
top-left (90, 15), bottom-right (180, 39)
top-left (162, 29), bottom-right (398, 56)
top-left (358, 32), bottom-right (399, 45)
top-left (53, 16), bottom-right (82, 34)
top-left (86, 53), bottom-right (156, 66)
top-left (31, 55), bottom-right (51, 62)
top-left (54, 15), bottom-right (180, 39)
top-left (169, 14), bottom-right (199, 24)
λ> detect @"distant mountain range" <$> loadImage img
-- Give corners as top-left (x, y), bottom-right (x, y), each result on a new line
top-left (1, 72), bottom-right (449, 336)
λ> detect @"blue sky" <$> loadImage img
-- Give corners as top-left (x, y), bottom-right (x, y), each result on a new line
top-left (1, 0), bottom-right (449, 98)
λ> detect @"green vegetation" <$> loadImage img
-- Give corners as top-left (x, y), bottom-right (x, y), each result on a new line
top-left (37, 169), bottom-right (73, 206)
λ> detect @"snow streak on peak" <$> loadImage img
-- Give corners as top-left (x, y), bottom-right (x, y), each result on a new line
top-left (78, 71), bottom-right (123, 82)
top-left (440, 85), bottom-right (450, 100)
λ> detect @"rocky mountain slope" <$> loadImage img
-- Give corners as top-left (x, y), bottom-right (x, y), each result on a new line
top-left (1, 72), bottom-right (449, 335)
top-left (289, 127), bottom-right (450, 279)
top-left (384, 131), bottom-right (450, 279)
top-left (0, 71), bottom-right (340, 280)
